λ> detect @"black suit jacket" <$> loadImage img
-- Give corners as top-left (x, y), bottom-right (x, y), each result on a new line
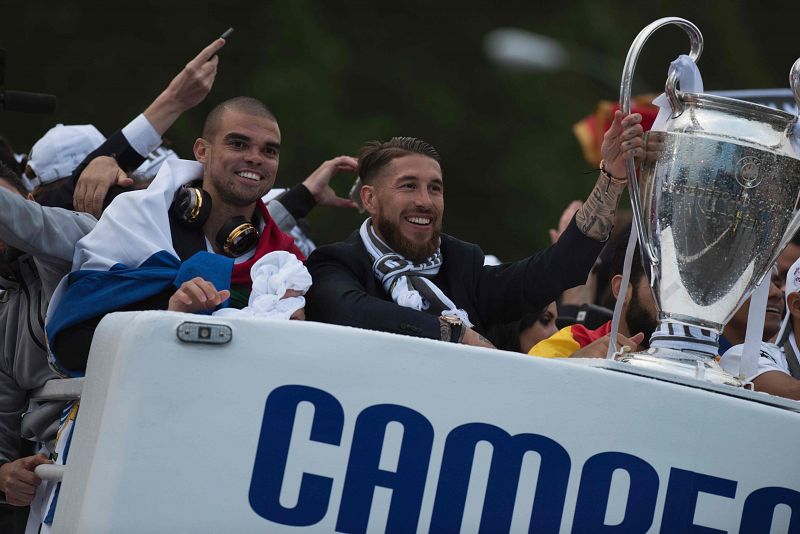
top-left (306, 217), bottom-right (603, 343)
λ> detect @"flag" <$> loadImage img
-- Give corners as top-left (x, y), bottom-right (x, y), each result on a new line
top-left (45, 159), bottom-right (234, 377)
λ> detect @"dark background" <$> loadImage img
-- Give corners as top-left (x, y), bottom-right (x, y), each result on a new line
top-left (1, 1), bottom-right (797, 259)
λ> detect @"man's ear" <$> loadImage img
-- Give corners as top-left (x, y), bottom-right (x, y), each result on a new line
top-left (193, 138), bottom-right (209, 163)
top-left (610, 274), bottom-right (633, 303)
top-left (361, 184), bottom-right (378, 215)
top-left (788, 293), bottom-right (800, 319)
top-left (26, 193), bottom-right (35, 201)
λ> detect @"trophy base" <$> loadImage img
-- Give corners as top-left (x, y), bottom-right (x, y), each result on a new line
top-left (617, 347), bottom-right (745, 387)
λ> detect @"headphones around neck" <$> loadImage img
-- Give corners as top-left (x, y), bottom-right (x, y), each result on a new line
top-left (171, 183), bottom-right (260, 257)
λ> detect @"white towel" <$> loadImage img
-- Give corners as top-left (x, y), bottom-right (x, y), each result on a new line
top-left (214, 251), bottom-right (311, 320)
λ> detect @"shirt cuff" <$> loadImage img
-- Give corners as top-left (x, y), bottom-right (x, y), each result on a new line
top-left (266, 200), bottom-right (297, 233)
top-left (278, 184), bottom-right (317, 221)
top-left (121, 114), bottom-right (162, 158)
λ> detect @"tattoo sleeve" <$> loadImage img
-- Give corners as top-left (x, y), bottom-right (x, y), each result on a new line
top-left (574, 174), bottom-right (626, 241)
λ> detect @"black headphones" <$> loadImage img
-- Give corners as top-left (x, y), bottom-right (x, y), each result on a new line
top-left (171, 183), bottom-right (260, 257)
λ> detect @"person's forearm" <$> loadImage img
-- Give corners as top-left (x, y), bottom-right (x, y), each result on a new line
top-left (143, 91), bottom-right (185, 136)
top-left (71, 127), bottom-right (153, 185)
top-left (0, 188), bottom-right (95, 263)
top-left (276, 184), bottom-right (317, 221)
top-left (574, 173), bottom-right (626, 241)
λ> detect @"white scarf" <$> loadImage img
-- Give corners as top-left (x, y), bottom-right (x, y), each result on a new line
top-left (359, 218), bottom-right (472, 327)
top-left (214, 251), bottom-right (311, 320)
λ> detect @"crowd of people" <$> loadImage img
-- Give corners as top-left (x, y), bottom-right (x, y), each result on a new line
top-left (0, 35), bottom-right (798, 532)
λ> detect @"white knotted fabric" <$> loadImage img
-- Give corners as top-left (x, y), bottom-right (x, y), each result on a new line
top-left (214, 251), bottom-right (311, 320)
top-left (359, 218), bottom-right (473, 327)
top-left (651, 54), bottom-right (704, 131)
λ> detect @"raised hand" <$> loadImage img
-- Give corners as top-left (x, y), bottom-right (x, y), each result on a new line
top-left (600, 110), bottom-right (644, 179)
top-left (302, 156), bottom-right (360, 209)
top-left (144, 37), bottom-right (226, 135)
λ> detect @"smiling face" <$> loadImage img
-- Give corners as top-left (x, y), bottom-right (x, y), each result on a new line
top-left (361, 154), bottom-right (444, 262)
top-left (193, 108), bottom-right (281, 209)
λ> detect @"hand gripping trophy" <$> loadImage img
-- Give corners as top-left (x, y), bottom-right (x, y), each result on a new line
top-left (614, 17), bottom-right (800, 386)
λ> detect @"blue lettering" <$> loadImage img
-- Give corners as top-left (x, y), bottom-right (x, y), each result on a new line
top-left (246, 385), bottom-right (799, 531)
top-left (336, 404), bottom-right (433, 533)
top-left (572, 451), bottom-right (659, 533)
top-left (249, 385), bottom-right (344, 526)
top-left (431, 422), bottom-right (570, 533)
top-left (661, 468), bottom-right (737, 534)
top-left (741, 486), bottom-right (800, 533)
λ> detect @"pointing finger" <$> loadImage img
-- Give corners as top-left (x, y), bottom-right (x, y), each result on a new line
top-left (189, 38), bottom-right (226, 67)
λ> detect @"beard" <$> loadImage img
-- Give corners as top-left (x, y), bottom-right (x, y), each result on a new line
top-left (213, 179), bottom-right (269, 208)
top-left (625, 285), bottom-right (658, 349)
top-left (375, 214), bottom-right (441, 262)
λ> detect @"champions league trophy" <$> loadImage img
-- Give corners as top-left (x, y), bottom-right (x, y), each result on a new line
top-left (616, 17), bottom-right (800, 386)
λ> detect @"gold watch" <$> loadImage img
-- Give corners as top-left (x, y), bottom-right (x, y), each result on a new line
top-left (439, 315), bottom-right (464, 343)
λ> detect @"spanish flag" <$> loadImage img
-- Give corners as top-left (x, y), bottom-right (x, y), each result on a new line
top-left (529, 321), bottom-right (612, 358)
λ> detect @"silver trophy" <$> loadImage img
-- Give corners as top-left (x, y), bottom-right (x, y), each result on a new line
top-left (617, 17), bottom-right (800, 385)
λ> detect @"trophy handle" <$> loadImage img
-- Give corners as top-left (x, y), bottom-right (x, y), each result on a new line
top-left (665, 66), bottom-right (684, 119)
top-left (619, 17), bottom-right (703, 267)
top-left (791, 57), bottom-right (800, 112)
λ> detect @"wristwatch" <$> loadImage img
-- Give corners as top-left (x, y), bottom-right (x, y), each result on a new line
top-left (439, 315), bottom-right (465, 343)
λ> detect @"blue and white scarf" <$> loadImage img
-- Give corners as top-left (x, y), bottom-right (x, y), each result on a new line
top-left (359, 218), bottom-right (472, 326)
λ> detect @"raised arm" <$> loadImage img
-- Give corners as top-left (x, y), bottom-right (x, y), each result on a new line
top-left (71, 38), bottom-right (226, 216)
top-left (142, 38), bottom-right (225, 134)
top-left (574, 111), bottom-right (643, 241)
top-left (0, 187), bottom-right (95, 264)
top-left (473, 112), bottom-right (643, 324)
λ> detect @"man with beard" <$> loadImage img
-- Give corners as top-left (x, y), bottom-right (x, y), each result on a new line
top-left (305, 111), bottom-right (644, 347)
top-left (528, 237), bottom-right (657, 358)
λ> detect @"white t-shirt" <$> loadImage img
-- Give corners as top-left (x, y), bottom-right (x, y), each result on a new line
top-left (720, 340), bottom-right (791, 381)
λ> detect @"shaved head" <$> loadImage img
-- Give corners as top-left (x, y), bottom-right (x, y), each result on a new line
top-left (202, 96), bottom-right (277, 141)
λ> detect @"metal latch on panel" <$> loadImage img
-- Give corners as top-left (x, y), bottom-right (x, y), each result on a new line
top-left (177, 322), bottom-right (232, 345)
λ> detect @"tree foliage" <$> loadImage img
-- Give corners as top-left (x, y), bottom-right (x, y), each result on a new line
top-left (1, 0), bottom-right (797, 259)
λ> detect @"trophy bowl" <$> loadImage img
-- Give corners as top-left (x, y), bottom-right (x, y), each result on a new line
top-left (617, 17), bottom-right (800, 386)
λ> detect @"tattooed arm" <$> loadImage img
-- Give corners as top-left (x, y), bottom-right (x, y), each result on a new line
top-left (575, 110), bottom-right (644, 241)
top-left (575, 175), bottom-right (626, 240)
top-left (462, 327), bottom-right (496, 349)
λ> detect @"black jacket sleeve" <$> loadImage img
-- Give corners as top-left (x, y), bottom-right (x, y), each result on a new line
top-left (37, 130), bottom-right (147, 210)
top-left (471, 216), bottom-right (604, 326)
top-left (72, 129), bottom-right (148, 181)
